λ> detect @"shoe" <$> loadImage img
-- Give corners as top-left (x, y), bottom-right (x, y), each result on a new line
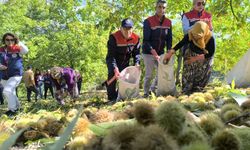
top-left (106, 100), bottom-right (116, 105)
top-left (58, 100), bottom-right (65, 105)
top-left (143, 94), bottom-right (149, 98)
top-left (5, 110), bottom-right (17, 117)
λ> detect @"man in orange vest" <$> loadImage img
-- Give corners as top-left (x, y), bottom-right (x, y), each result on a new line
top-left (106, 18), bottom-right (141, 102)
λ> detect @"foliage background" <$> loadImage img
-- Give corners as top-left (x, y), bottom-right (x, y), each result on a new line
top-left (0, 0), bottom-right (249, 90)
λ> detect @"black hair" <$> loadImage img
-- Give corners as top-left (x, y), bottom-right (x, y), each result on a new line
top-left (156, 0), bottom-right (166, 4)
top-left (2, 32), bottom-right (19, 45)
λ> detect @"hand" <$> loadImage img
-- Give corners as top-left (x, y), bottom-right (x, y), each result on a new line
top-left (135, 64), bottom-right (140, 70)
top-left (185, 54), bottom-right (204, 64)
top-left (0, 65), bottom-right (7, 70)
top-left (154, 55), bottom-right (160, 62)
top-left (114, 67), bottom-right (120, 78)
top-left (150, 49), bottom-right (160, 62)
top-left (185, 57), bottom-right (196, 64)
top-left (163, 49), bottom-right (175, 64)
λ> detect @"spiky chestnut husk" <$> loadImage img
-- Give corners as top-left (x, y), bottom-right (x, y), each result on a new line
top-left (222, 110), bottom-right (241, 123)
top-left (231, 128), bottom-right (250, 150)
top-left (84, 136), bottom-right (103, 150)
top-left (134, 101), bottom-right (155, 126)
top-left (67, 136), bottom-right (88, 150)
top-left (198, 112), bottom-right (224, 137)
top-left (23, 130), bottom-right (48, 141)
top-left (73, 118), bottom-right (93, 138)
top-left (102, 124), bottom-right (143, 150)
top-left (43, 119), bottom-right (64, 136)
top-left (181, 142), bottom-right (213, 150)
top-left (211, 129), bottom-right (241, 150)
top-left (131, 125), bottom-right (178, 150)
top-left (177, 126), bottom-right (206, 146)
top-left (89, 109), bottom-right (114, 123)
top-left (241, 99), bottom-right (250, 111)
top-left (221, 104), bottom-right (241, 116)
top-left (123, 106), bottom-right (135, 119)
top-left (155, 101), bottom-right (186, 137)
top-left (113, 111), bottom-right (129, 121)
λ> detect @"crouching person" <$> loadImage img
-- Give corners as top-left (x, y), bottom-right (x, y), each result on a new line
top-left (106, 18), bottom-right (141, 103)
top-left (50, 67), bottom-right (78, 105)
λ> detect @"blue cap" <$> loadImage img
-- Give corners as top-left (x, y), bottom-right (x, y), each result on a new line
top-left (121, 18), bottom-right (133, 28)
top-left (27, 65), bottom-right (32, 69)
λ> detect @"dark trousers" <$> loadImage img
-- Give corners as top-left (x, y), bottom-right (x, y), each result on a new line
top-left (0, 84), bottom-right (4, 104)
top-left (44, 84), bottom-right (54, 99)
top-left (106, 65), bottom-right (127, 101)
top-left (27, 86), bottom-right (39, 102)
top-left (77, 81), bottom-right (82, 94)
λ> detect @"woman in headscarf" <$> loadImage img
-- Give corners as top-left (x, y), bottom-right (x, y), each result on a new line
top-left (50, 67), bottom-right (78, 105)
top-left (0, 33), bottom-right (28, 116)
top-left (164, 21), bottom-right (215, 94)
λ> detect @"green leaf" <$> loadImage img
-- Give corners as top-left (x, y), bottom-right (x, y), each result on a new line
top-left (89, 119), bottom-right (135, 136)
top-left (228, 92), bottom-right (248, 106)
top-left (231, 79), bottom-right (235, 90)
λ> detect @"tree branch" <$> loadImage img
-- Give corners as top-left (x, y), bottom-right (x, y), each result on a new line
top-left (230, 0), bottom-right (239, 21)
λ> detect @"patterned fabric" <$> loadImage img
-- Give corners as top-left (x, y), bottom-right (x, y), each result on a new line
top-left (182, 48), bottom-right (212, 95)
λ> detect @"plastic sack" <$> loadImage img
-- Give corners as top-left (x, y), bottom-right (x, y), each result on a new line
top-left (226, 49), bottom-right (250, 87)
top-left (117, 66), bottom-right (141, 100)
top-left (156, 54), bottom-right (176, 96)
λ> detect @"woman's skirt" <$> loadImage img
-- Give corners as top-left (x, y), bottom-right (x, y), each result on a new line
top-left (182, 48), bottom-right (212, 94)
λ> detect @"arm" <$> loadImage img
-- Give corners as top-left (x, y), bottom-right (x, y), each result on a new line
top-left (106, 35), bottom-right (118, 71)
top-left (182, 15), bottom-right (192, 34)
top-left (30, 72), bottom-right (36, 86)
top-left (208, 15), bottom-right (213, 31)
top-left (173, 35), bottom-right (189, 51)
top-left (18, 42), bottom-right (29, 55)
top-left (166, 25), bottom-right (173, 51)
top-left (143, 20), bottom-right (153, 53)
top-left (132, 38), bottom-right (141, 66)
top-left (204, 37), bottom-right (215, 58)
top-left (163, 35), bottom-right (189, 63)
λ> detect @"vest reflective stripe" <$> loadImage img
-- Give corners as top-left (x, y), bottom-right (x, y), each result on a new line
top-left (112, 31), bottom-right (139, 47)
top-left (147, 15), bottom-right (171, 29)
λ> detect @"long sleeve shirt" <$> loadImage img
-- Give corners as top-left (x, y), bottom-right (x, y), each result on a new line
top-left (182, 9), bottom-right (212, 34)
top-left (106, 30), bottom-right (140, 72)
top-left (142, 15), bottom-right (172, 55)
top-left (173, 34), bottom-right (215, 59)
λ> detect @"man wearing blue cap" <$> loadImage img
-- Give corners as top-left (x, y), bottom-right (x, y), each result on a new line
top-left (105, 18), bottom-right (141, 102)
top-left (142, 0), bottom-right (172, 97)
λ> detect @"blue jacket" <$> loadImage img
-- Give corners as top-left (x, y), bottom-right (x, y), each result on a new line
top-left (142, 15), bottom-right (172, 55)
top-left (0, 46), bottom-right (24, 80)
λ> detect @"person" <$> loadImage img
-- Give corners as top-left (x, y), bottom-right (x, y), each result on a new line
top-left (0, 83), bottom-right (3, 105)
top-left (182, 0), bottom-right (212, 35)
top-left (75, 70), bottom-right (82, 94)
top-left (43, 69), bottom-right (54, 99)
top-left (164, 21), bottom-right (215, 95)
top-left (34, 69), bottom-right (44, 99)
top-left (142, 0), bottom-right (172, 98)
top-left (176, 0), bottom-right (213, 84)
top-left (50, 67), bottom-right (78, 105)
top-left (23, 66), bottom-right (39, 102)
top-left (0, 33), bottom-right (28, 116)
top-left (106, 18), bottom-right (140, 102)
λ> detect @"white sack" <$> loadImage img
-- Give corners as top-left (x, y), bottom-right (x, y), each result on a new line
top-left (226, 49), bottom-right (250, 87)
top-left (118, 66), bottom-right (141, 99)
top-left (156, 54), bottom-right (176, 96)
